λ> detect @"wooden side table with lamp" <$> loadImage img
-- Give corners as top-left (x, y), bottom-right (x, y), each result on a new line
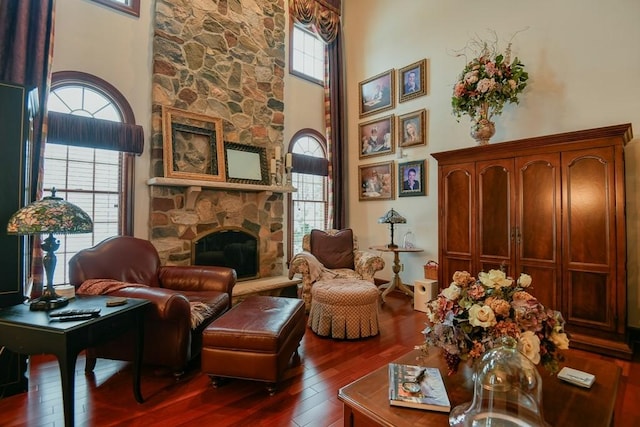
top-left (373, 208), bottom-right (423, 302)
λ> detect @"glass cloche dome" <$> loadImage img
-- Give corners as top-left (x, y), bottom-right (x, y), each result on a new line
top-left (449, 336), bottom-right (548, 427)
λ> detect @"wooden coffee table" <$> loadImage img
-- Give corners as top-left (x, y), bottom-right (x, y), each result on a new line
top-left (338, 348), bottom-right (620, 427)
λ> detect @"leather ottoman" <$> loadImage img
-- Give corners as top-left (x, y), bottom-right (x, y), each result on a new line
top-left (201, 295), bottom-right (305, 394)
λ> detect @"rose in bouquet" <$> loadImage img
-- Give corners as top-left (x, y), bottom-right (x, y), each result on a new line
top-left (418, 269), bottom-right (569, 375)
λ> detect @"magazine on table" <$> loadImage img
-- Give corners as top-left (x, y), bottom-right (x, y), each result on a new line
top-left (388, 363), bottom-right (451, 412)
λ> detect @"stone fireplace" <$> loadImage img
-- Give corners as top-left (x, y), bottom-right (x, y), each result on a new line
top-left (148, 0), bottom-right (287, 279)
top-left (149, 187), bottom-right (284, 279)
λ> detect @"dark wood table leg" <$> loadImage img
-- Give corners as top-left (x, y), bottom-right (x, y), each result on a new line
top-left (133, 309), bottom-right (145, 403)
top-left (57, 351), bottom-right (78, 427)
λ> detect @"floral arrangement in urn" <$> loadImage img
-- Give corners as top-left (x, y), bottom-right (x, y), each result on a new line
top-left (417, 269), bottom-right (569, 376)
top-left (451, 35), bottom-right (529, 144)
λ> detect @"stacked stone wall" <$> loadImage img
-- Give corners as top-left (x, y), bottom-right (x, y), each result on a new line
top-left (149, 0), bottom-right (286, 277)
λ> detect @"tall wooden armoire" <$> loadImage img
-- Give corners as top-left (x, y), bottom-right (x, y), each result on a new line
top-left (432, 124), bottom-right (633, 359)
top-left (0, 81), bottom-right (38, 397)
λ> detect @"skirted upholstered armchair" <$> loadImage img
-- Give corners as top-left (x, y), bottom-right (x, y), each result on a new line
top-left (68, 236), bottom-right (236, 376)
top-left (288, 229), bottom-right (385, 311)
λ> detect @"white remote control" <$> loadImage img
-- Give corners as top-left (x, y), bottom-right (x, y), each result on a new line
top-left (557, 366), bottom-right (596, 388)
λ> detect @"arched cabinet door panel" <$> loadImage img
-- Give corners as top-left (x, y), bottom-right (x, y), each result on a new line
top-left (439, 163), bottom-right (475, 287)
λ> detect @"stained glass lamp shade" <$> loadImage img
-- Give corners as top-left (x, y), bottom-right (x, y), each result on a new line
top-left (378, 208), bottom-right (406, 248)
top-left (6, 189), bottom-right (93, 310)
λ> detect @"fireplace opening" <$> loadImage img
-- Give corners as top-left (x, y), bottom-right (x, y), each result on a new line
top-left (192, 228), bottom-right (259, 281)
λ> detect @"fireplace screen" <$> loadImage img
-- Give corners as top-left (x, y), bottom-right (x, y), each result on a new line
top-left (192, 228), bottom-right (259, 281)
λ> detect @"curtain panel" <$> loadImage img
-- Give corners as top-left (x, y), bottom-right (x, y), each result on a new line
top-left (290, 0), bottom-right (340, 43)
top-left (0, 0), bottom-right (56, 298)
top-left (47, 111), bottom-right (144, 155)
top-left (0, 0), bottom-right (55, 201)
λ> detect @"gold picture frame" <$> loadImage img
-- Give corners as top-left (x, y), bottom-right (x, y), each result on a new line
top-left (359, 161), bottom-right (395, 201)
top-left (359, 114), bottom-right (395, 159)
top-left (162, 106), bottom-right (225, 182)
top-left (359, 69), bottom-right (395, 118)
top-left (399, 59), bottom-right (427, 103)
top-left (397, 109), bottom-right (428, 148)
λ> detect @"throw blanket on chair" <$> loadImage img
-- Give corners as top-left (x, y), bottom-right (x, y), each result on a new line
top-left (78, 279), bottom-right (214, 329)
top-left (288, 251), bottom-right (337, 282)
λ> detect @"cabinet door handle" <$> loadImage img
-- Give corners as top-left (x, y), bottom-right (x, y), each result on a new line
top-left (515, 227), bottom-right (521, 244)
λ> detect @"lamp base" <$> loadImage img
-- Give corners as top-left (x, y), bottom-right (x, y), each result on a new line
top-left (387, 243), bottom-right (398, 249)
top-left (29, 295), bottom-right (69, 311)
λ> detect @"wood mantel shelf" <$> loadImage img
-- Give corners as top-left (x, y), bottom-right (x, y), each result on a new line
top-left (147, 177), bottom-right (296, 209)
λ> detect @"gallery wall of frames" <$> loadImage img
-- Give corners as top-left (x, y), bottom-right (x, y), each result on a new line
top-left (357, 59), bottom-right (429, 201)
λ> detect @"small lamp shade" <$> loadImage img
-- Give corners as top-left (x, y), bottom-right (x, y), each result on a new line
top-left (6, 189), bottom-right (93, 310)
top-left (378, 208), bottom-right (406, 248)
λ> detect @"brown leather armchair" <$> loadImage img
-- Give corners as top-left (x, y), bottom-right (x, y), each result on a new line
top-left (68, 236), bottom-right (236, 375)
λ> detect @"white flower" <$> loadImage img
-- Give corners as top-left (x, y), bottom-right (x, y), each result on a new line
top-left (441, 283), bottom-right (461, 301)
top-left (478, 269), bottom-right (513, 289)
top-left (518, 331), bottom-right (541, 364)
top-left (517, 273), bottom-right (532, 288)
top-left (550, 332), bottom-right (570, 350)
top-left (464, 71), bottom-right (478, 84)
top-left (468, 304), bottom-right (497, 328)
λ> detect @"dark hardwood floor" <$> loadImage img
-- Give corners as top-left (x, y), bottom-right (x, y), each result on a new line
top-left (1, 292), bottom-right (639, 427)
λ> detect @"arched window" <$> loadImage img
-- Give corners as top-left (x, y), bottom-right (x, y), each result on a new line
top-left (287, 129), bottom-right (329, 259)
top-left (42, 71), bottom-right (142, 284)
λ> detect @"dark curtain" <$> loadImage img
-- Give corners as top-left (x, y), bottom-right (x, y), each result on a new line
top-left (326, 31), bottom-right (345, 228)
top-left (290, 0), bottom-right (345, 228)
top-left (0, 0), bottom-right (56, 297)
top-left (0, 0), bottom-right (55, 202)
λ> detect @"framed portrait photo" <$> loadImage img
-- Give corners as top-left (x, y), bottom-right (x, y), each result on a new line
top-left (359, 114), bottom-right (395, 159)
top-left (162, 106), bottom-right (225, 182)
top-left (397, 109), bottom-right (428, 148)
top-left (359, 69), bottom-right (395, 118)
top-left (399, 59), bottom-right (427, 103)
top-left (398, 159), bottom-right (426, 197)
top-left (359, 161), bottom-right (395, 201)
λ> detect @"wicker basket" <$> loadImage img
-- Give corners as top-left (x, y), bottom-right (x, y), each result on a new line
top-left (423, 260), bottom-right (438, 280)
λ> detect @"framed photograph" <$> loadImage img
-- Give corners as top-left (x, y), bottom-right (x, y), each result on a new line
top-left (224, 142), bottom-right (269, 185)
top-left (398, 109), bottom-right (428, 148)
top-left (399, 59), bottom-right (427, 103)
top-left (398, 159), bottom-right (426, 197)
top-left (162, 106), bottom-right (225, 181)
top-left (359, 69), bottom-right (395, 118)
top-left (359, 114), bottom-right (395, 159)
top-left (359, 161), bottom-right (395, 201)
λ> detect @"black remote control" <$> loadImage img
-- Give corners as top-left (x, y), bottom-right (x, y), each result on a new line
top-left (51, 313), bottom-right (99, 322)
top-left (49, 307), bottom-right (101, 317)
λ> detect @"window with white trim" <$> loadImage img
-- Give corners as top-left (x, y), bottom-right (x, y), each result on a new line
top-left (290, 24), bottom-right (325, 84)
top-left (288, 132), bottom-right (328, 257)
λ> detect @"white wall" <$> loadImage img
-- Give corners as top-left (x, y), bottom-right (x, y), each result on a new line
top-left (343, 0), bottom-right (640, 327)
top-left (52, 0), bottom-right (154, 239)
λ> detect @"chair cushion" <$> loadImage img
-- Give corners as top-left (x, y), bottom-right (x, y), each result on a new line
top-left (310, 229), bottom-right (355, 269)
